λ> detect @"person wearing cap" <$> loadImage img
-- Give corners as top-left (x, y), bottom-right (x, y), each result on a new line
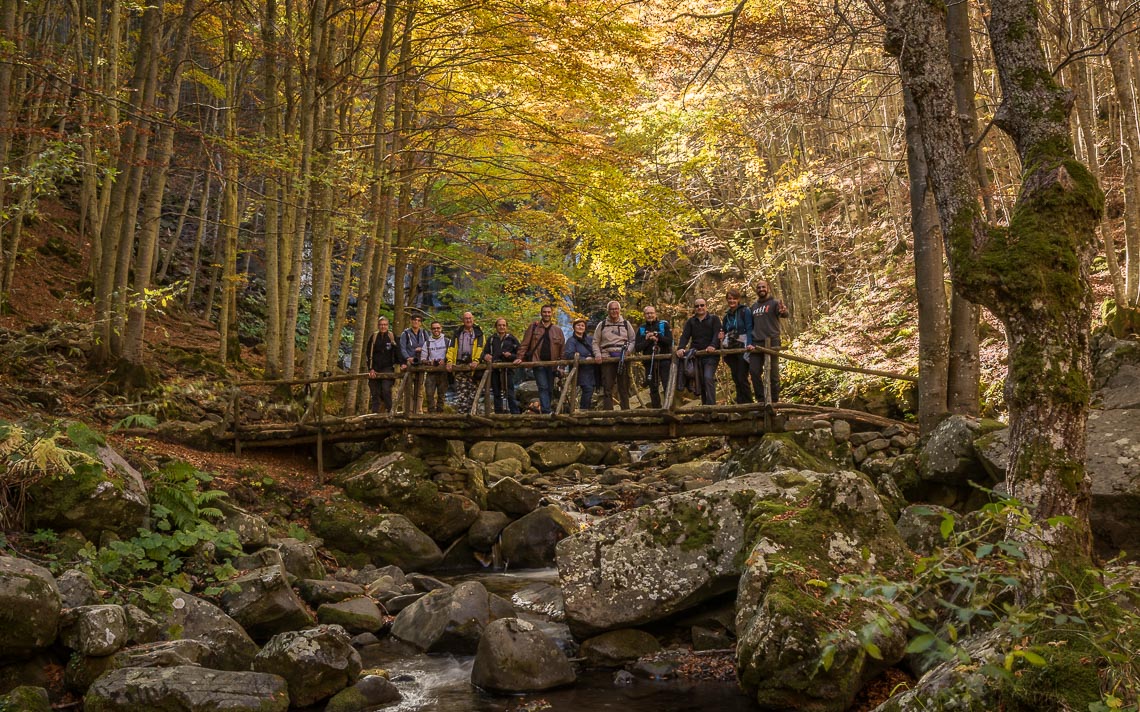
top-left (399, 314), bottom-right (429, 413)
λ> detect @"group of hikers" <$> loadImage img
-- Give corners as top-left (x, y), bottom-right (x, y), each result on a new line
top-left (364, 280), bottom-right (789, 416)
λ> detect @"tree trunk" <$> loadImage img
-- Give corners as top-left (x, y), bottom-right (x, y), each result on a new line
top-left (218, 30), bottom-right (242, 363)
top-left (122, 0), bottom-right (199, 365)
top-left (886, 0), bottom-right (1101, 570)
top-left (262, 0), bottom-right (284, 378)
top-left (903, 88), bottom-right (950, 434)
top-left (184, 172), bottom-right (212, 309)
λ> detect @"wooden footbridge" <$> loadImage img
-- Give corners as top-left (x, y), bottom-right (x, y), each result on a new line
top-left (222, 347), bottom-right (917, 459)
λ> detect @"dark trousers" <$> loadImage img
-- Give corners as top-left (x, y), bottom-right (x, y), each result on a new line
top-left (492, 370), bottom-right (521, 414)
top-left (369, 377), bottom-right (393, 413)
top-left (696, 355), bottom-right (719, 405)
top-left (577, 385), bottom-right (594, 410)
top-left (600, 363), bottom-right (630, 410)
top-left (645, 358), bottom-right (670, 408)
top-left (533, 366), bottom-right (555, 414)
top-left (403, 371), bottom-right (424, 413)
top-left (749, 345), bottom-right (780, 403)
top-left (424, 372), bottom-right (447, 412)
top-left (725, 352), bottom-right (753, 404)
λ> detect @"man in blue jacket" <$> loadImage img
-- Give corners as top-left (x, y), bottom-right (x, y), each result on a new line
top-left (747, 279), bottom-right (789, 404)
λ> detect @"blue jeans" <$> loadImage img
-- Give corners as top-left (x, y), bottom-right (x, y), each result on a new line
top-left (492, 370), bottom-right (520, 414)
top-left (578, 385), bottom-right (594, 410)
top-left (533, 366), bottom-right (555, 414)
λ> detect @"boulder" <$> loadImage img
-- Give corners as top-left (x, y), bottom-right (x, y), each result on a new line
top-left (579, 629), bottom-right (662, 668)
top-left (65, 639), bottom-right (212, 693)
top-left (527, 442), bottom-right (586, 471)
top-left (1086, 408), bottom-right (1140, 558)
top-left (486, 477), bottom-right (542, 516)
top-left (720, 430), bottom-right (852, 478)
top-left (734, 470), bottom-right (910, 712)
top-left (219, 565), bottom-right (313, 640)
top-left (0, 556), bottom-right (60, 660)
top-left (317, 598), bottom-right (384, 634)
top-left (149, 420), bottom-right (221, 450)
top-left (1092, 334), bottom-right (1140, 408)
top-left (57, 568), bottom-right (100, 608)
top-left (336, 451), bottom-right (477, 541)
top-left (471, 618), bottom-right (576, 693)
top-left (0, 686), bottom-right (51, 712)
top-left (500, 506), bottom-right (577, 569)
top-left (24, 443), bottom-right (149, 541)
top-left (324, 675), bottom-right (402, 712)
top-left (275, 538), bottom-right (326, 581)
top-left (484, 458), bottom-right (525, 483)
top-left (640, 437), bottom-right (722, 467)
top-left (469, 441), bottom-right (531, 467)
top-left (122, 604), bottom-right (163, 645)
top-left (297, 579), bottom-right (365, 605)
top-left (918, 415), bottom-right (999, 486)
top-left (150, 589), bottom-right (259, 671)
top-left (558, 475), bottom-right (796, 636)
top-left (220, 504), bottom-right (270, 551)
top-left (659, 460), bottom-right (720, 487)
top-left (390, 581), bottom-right (513, 654)
top-left (252, 625), bottom-right (362, 707)
top-left (468, 511), bottom-right (511, 551)
top-left (60, 605), bottom-right (128, 657)
top-left (510, 583), bottom-right (565, 621)
top-left (83, 666), bottom-right (289, 712)
top-left (896, 504), bottom-right (955, 556)
top-left (310, 497), bottom-right (443, 570)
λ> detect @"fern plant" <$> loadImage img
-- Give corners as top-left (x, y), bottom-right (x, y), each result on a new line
top-left (81, 460), bottom-right (240, 598)
top-left (0, 420), bottom-right (96, 529)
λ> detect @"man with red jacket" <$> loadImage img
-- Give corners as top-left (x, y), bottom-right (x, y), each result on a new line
top-left (515, 304), bottom-right (565, 414)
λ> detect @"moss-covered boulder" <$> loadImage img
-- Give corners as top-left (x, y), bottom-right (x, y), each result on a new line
top-left (325, 675), bottom-right (402, 711)
top-left (65, 639), bottom-right (213, 694)
top-left (720, 430), bottom-right (852, 478)
top-left (734, 470), bottom-right (909, 712)
top-left (336, 451), bottom-right (478, 542)
top-left (84, 666), bottom-right (289, 712)
top-left (60, 605), bottom-right (128, 657)
top-left (24, 436), bottom-right (149, 541)
top-left (486, 477), bottom-right (542, 516)
top-left (310, 496), bottom-right (443, 571)
top-left (316, 598), bottom-right (384, 634)
top-left (0, 557), bottom-right (61, 661)
top-left (917, 415), bottom-right (1002, 486)
top-left (0, 686), bottom-right (51, 712)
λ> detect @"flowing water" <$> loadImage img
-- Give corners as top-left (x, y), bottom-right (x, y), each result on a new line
top-left (345, 568), bottom-right (757, 712)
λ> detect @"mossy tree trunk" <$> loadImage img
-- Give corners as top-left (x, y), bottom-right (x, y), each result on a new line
top-left (886, 0), bottom-right (1103, 570)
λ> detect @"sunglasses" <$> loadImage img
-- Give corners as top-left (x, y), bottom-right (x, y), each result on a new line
top-left (694, 303), bottom-right (706, 308)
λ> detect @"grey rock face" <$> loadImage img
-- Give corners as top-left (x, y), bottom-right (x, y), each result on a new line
top-left (557, 474), bottom-right (799, 636)
top-left (1086, 408), bottom-right (1140, 557)
top-left (499, 506), bottom-right (577, 569)
top-left (252, 625), bottom-right (362, 707)
top-left (390, 580), bottom-right (513, 654)
top-left (219, 565), bottom-right (314, 640)
top-left (469, 441), bottom-right (531, 468)
top-left (60, 605), bottom-right (128, 656)
top-left (297, 579), bottom-right (365, 605)
top-left (151, 589), bottom-right (259, 671)
top-left (220, 504), bottom-right (270, 551)
top-left (471, 618), bottom-right (576, 693)
top-left (83, 665), bottom-right (289, 712)
top-left (0, 556), bottom-right (60, 660)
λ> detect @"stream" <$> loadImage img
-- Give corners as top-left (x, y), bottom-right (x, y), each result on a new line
top-left (349, 568), bottom-right (757, 711)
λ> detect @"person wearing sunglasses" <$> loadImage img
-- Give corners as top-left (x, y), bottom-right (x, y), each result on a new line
top-left (675, 299), bottom-right (721, 405)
